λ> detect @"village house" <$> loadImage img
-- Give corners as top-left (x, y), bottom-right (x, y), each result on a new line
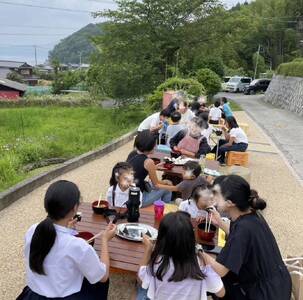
top-left (0, 78), bottom-right (27, 100)
top-left (0, 60), bottom-right (38, 86)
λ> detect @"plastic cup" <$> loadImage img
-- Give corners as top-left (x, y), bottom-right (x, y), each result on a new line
top-left (154, 200), bottom-right (165, 221)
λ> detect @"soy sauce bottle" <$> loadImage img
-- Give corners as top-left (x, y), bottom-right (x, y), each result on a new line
top-left (126, 186), bottom-right (141, 222)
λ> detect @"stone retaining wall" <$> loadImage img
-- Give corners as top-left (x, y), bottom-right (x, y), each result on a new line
top-left (264, 75), bottom-right (303, 116)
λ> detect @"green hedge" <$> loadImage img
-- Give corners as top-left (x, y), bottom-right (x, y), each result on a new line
top-left (277, 60), bottom-right (303, 77)
top-left (195, 68), bottom-right (222, 96)
top-left (147, 77), bottom-right (205, 110)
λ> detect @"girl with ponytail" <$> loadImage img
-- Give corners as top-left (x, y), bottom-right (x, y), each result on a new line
top-left (17, 180), bottom-right (116, 300)
top-left (200, 175), bottom-right (291, 300)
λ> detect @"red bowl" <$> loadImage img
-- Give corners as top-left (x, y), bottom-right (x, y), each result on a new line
top-left (76, 231), bottom-right (95, 246)
top-left (197, 223), bottom-right (216, 242)
top-left (92, 200), bottom-right (109, 214)
top-left (151, 158), bottom-right (161, 165)
top-left (163, 162), bottom-right (174, 170)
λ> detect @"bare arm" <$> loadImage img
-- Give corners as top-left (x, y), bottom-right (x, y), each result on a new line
top-left (224, 136), bottom-right (235, 147)
top-left (144, 158), bottom-right (173, 187)
top-left (201, 252), bottom-right (229, 277)
top-left (100, 224), bottom-right (116, 282)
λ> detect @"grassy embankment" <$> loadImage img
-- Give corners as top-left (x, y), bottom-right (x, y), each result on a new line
top-left (0, 105), bottom-right (147, 192)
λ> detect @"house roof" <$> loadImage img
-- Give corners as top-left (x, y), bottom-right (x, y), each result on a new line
top-left (0, 78), bottom-right (27, 92)
top-left (0, 60), bottom-right (32, 69)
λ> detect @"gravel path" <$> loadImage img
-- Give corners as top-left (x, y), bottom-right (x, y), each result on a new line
top-left (1, 111), bottom-right (303, 299)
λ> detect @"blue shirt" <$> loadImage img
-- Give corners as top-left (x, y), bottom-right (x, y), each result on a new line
top-left (223, 103), bottom-right (233, 118)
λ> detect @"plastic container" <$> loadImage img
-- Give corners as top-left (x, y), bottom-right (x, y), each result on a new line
top-left (154, 200), bottom-right (165, 221)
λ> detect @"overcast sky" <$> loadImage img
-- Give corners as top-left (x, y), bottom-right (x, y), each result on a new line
top-left (0, 0), bottom-right (249, 64)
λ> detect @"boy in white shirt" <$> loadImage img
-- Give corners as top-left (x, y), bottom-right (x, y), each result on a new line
top-left (209, 100), bottom-right (222, 125)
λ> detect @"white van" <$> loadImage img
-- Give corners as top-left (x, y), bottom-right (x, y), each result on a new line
top-left (226, 76), bottom-right (252, 93)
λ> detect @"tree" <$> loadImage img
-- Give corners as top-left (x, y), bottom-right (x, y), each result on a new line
top-left (195, 68), bottom-right (221, 96)
top-left (6, 71), bottom-right (24, 83)
top-left (90, 0), bottom-right (219, 101)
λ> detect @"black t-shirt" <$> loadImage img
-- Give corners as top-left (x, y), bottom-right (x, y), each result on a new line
top-left (217, 213), bottom-right (291, 300)
top-left (127, 150), bottom-right (148, 192)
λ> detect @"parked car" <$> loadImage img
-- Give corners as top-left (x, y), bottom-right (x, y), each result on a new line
top-left (243, 79), bottom-right (271, 95)
top-left (226, 76), bottom-right (252, 93)
top-left (221, 76), bottom-right (231, 92)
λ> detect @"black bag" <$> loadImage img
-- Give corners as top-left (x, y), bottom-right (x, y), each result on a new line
top-left (143, 181), bottom-right (153, 193)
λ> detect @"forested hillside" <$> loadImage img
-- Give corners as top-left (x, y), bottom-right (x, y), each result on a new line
top-left (48, 23), bottom-right (102, 64)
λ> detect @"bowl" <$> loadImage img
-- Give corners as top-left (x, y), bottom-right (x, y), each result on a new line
top-left (163, 162), bottom-right (174, 170)
top-left (92, 200), bottom-right (109, 214)
top-left (197, 223), bottom-right (216, 242)
top-left (215, 130), bottom-right (223, 136)
top-left (76, 231), bottom-right (95, 246)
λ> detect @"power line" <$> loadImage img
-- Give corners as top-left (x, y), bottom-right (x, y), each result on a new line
top-left (0, 24), bottom-right (81, 30)
top-left (0, 33), bottom-right (67, 36)
top-left (0, 0), bottom-right (101, 13)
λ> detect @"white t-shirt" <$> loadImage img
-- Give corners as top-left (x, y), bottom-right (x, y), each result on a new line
top-left (180, 109), bottom-right (195, 125)
top-left (202, 125), bottom-right (213, 145)
top-left (139, 261), bottom-right (223, 300)
top-left (138, 112), bottom-right (160, 131)
top-left (166, 124), bottom-right (184, 145)
top-left (179, 199), bottom-right (208, 219)
top-left (106, 184), bottom-right (143, 207)
top-left (230, 127), bottom-right (248, 144)
top-left (209, 107), bottom-right (222, 121)
top-left (25, 224), bottom-right (106, 298)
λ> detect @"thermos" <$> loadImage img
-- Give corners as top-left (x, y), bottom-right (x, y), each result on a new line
top-left (126, 186), bottom-right (141, 222)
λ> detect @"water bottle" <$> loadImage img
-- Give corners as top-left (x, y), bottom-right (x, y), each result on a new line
top-left (126, 186), bottom-right (141, 222)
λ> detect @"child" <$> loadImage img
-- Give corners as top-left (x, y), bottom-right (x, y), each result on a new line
top-left (170, 117), bottom-right (211, 158)
top-left (106, 162), bottom-right (142, 207)
top-left (137, 211), bottom-right (225, 300)
top-left (220, 97), bottom-right (233, 119)
top-left (179, 185), bottom-right (214, 221)
top-left (165, 111), bottom-right (184, 146)
top-left (209, 100), bottom-right (222, 125)
top-left (17, 180), bottom-right (116, 300)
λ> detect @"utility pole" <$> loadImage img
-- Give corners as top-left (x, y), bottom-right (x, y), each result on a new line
top-left (34, 45), bottom-right (37, 66)
top-left (254, 44), bottom-right (261, 80)
top-left (79, 52), bottom-right (82, 69)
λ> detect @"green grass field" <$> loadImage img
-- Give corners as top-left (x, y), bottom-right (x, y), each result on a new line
top-left (0, 106), bottom-right (147, 192)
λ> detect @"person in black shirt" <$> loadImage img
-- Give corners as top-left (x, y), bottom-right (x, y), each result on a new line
top-left (127, 130), bottom-right (173, 207)
top-left (202, 175), bottom-right (291, 300)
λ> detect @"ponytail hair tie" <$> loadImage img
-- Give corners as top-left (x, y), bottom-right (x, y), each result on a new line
top-left (249, 189), bottom-right (259, 203)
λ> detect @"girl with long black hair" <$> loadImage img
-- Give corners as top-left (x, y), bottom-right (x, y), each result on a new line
top-left (137, 211), bottom-right (225, 300)
top-left (202, 175), bottom-right (291, 300)
top-left (17, 180), bottom-right (116, 300)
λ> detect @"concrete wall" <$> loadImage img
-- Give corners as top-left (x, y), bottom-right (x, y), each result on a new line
top-left (264, 75), bottom-right (303, 116)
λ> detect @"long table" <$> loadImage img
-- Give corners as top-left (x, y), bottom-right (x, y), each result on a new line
top-left (76, 203), bottom-right (217, 274)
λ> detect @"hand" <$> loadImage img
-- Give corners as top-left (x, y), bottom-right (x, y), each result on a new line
top-left (173, 146), bottom-right (180, 152)
top-left (142, 235), bottom-right (154, 252)
top-left (207, 208), bottom-right (222, 226)
top-left (162, 179), bottom-right (173, 186)
top-left (196, 216), bottom-right (206, 224)
top-left (67, 218), bottom-right (78, 229)
top-left (206, 175), bottom-right (214, 184)
top-left (103, 223), bottom-right (117, 241)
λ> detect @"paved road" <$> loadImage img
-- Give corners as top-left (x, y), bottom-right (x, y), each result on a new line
top-left (218, 92), bottom-right (303, 183)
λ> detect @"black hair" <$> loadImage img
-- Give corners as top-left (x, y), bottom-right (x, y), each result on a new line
top-left (191, 116), bottom-right (207, 130)
top-left (171, 111), bottom-right (182, 123)
top-left (149, 211), bottom-right (205, 282)
top-left (160, 110), bottom-right (170, 118)
top-left (183, 161), bottom-right (201, 178)
top-left (134, 130), bottom-right (157, 153)
top-left (190, 101), bottom-right (201, 113)
top-left (110, 162), bottom-right (133, 186)
top-left (29, 180), bottom-right (80, 275)
top-left (196, 111), bottom-right (209, 131)
top-left (221, 97), bottom-right (228, 104)
top-left (226, 116), bottom-right (239, 129)
top-left (214, 100), bottom-right (220, 108)
top-left (213, 175), bottom-right (266, 211)
top-left (191, 185), bottom-right (209, 203)
top-left (180, 100), bottom-right (188, 107)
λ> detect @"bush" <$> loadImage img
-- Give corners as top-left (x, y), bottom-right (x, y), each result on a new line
top-left (147, 77), bottom-right (205, 110)
top-left (194, 56), bottom-right (225, 78)
top-left (195, 68), bottom-right (222, 96)
top-left (277, 59), bottom-right (303, 77)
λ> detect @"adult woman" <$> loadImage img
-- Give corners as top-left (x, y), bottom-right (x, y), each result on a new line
top-left (202, 175), bottom-right (291, 300)
top-left (17, 180), bottom-right (116, 300)
top-left (212, 116), bottom-right (248, 164)
top-left (138, 211), bottom-right (225, 300)
top-left (127, 130), bottom-right (172, 207)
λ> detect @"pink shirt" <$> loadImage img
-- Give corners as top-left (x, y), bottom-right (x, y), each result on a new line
top-left (138, 259), bottom-right (223, 300)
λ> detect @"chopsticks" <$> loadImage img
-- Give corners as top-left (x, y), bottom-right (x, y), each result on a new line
top-left (204, 211), bottom-right (213, 233)
top-left (87, 231), bottom-right (103, 244)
